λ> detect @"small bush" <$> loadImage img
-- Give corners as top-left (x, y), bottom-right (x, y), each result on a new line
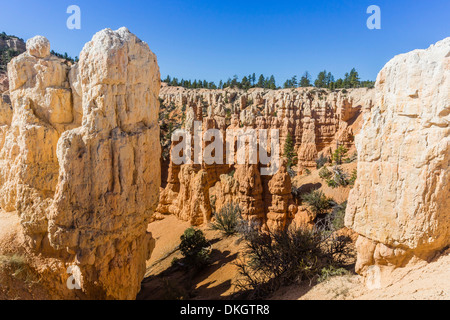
top-left (301, 190), bottom-right (333, 216)
top-left (235, 225), bottom-right (352, 299)
top-left (0, 254), bottom-right (36, 283)
top-left (316, 154), bottom-right (329, 169)
top-left (330, 166), bottom-right (349, 188)
top-left (318, 201), bottom-right (347, 232)
top-left (210, 203), bottom-right (242, 236)
top-left (331, 201), bottom-right (347, 231)
top-left (319, 166), bottom-right (332, 180)
top-left (344, 152), bottom-right (357, 163)
top-left (287, 167), bottom-right (296, 178)
top-left (349, 169), bottom-right (357, 186)
top-left (179, 228), bottom-right (210, 269)
top-left (321, 166), bottom-right (350, 189)
top-left (318, 266), bottom-right (349, 283)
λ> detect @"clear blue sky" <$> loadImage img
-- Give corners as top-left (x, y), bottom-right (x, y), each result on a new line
top-left (1, 0), bottom-right (449, 84)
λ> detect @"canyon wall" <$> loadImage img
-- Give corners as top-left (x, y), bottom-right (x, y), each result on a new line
top-left (157, 86), bottom-right (374, 230)
top-left (0, 28), bottom-right (161, 299)
top-left (346, 38), bottom-right (450, 276)
top-left (0, 36), bottom-right (26, 93)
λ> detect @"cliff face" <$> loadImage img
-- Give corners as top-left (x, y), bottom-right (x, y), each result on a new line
top-left (0, 36), bottom-right (26, 93)
top-left (0, 28), bottom-right (161, 299)
top-left (346, 38), bottom-right (450, 276)
top-left (157, 85), bottom-right (374, 230)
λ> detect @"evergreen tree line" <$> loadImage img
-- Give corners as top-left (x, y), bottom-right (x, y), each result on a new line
top-left (0, 31), bottom-right (24, 41)
top-left (163, 68), bottom-right (374, 90)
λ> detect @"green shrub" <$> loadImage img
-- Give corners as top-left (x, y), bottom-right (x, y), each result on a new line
top-left (318, 266), bottom-right (349, 283)
top-left (179, 228), bottom-right (210, 269)
top-left (319, 166), bottom-right (332, 180)
top-left (235, 225), bottom-right (352, 299)
top-left (322, 166), bottom-right (350, 189)
top-left (344, 152), bottom-right (357, 163)
top-left (301, 190), bottom-right (333, 216)
top-left (349, 169), bottom-right (357, 186)
top-left (0, 254), bottom-right (36, 283)
top-left (287, 167), bottom-right (296, 178)
top-left (330, 166), bottom-right (349, 188)
top-left (316, 154), bottom-right (329, 169)
top-left (210, 203), bottom-right (242, 236)
top-left (318, 201), bottom-right (347, 232)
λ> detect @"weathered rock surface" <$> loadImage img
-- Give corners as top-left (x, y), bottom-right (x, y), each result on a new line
top-left (0, 28), bottom-right (161, 299)
top-left (0, 36), bottom-right (26, 93)
top-left (157, 85), bottom-right (373, 229)
top-left (346, 38), bottom-right (450, 275)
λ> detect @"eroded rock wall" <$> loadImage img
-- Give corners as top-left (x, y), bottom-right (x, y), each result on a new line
top-left (157, 86), bottom-right (373, 230)
top-left (346, 38), bottom-right (450, 275)
top-left (0, 28), bottom-right (161, 299)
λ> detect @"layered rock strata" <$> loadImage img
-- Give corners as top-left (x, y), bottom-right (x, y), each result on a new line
top-left (0, 28), bottom-right (161, 299)
top-left (157, 85), bottom-right (373, 229)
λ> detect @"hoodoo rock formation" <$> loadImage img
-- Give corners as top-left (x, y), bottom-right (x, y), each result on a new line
top-left (346, 38), bottom-right (450, 277)
top-left (0, 28), bottom-right (161, 299)
top-left (157, 85), bottom-right (374, 229)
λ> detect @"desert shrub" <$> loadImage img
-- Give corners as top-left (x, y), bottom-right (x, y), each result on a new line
top-left (330, 166), bottom-right (349, 188)
top-left (344, 152), bottom-right (357, 163)
top-left (179, 228), bottom-right (211, 269)
top-left (304, 168), bottom-right (311, 176)
top-left (318, 201), bottom-right (347, 232)
top-left (318, 266), bottom-right (349, 283)
top-left (316, 154), bottom-right (329, 169)
top-left (330, 201), bottom-right (347, 231)
top-left (349, 169), bottom-right (357, 186)
top-left (0, 254), bottom-right (36, 283)
top-left (210, 203), bottom-right (242, 236)
top-left (301, 190), bottom-right (333, 216)
top-left (322, 166), bottom-right (350, 189)
top-left (235, 225), bottom-right (352, 299)
top-left (319, 166), bottom-right (332, 180)
top-left (287, 167), bottom-right (296, 178)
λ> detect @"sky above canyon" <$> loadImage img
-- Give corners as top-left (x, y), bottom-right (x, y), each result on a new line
top-left (1, 0), bottom-right (449, 84)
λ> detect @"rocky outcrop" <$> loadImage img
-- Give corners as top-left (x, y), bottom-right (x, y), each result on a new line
top-left (0, 28), bottom-right (161, 299)
top-left (160, 85), bottom-right (373, 171)
top-left (157, 85), bottom-right (373, 230)
top-left (0, 36), bottom-right (26, 93)
top-left (346, 38), bottom-right (450, 276)
top-left (0, 36), bottom-right (26, 53)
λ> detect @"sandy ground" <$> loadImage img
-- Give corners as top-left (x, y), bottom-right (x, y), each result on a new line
top-left (140, 214), bottom-right (450, 300)
top-left (274, 251), bottom-right (450, 300)
top-left (139, 215), bottom-right (244, 300)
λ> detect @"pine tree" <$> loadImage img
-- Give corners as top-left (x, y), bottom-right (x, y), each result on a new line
top-left (283, 132), bottom-right (297, 169)
top-left (300, 71), bottom-right (311, 87)
top-left (268, 75), bottom-right (276, 89)
top-left (257, 74), bottom-right (265, 88)
top-left (314, 70), bottom-right (327, 88)
top-left (349, 68), bottom-right (360, 88)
